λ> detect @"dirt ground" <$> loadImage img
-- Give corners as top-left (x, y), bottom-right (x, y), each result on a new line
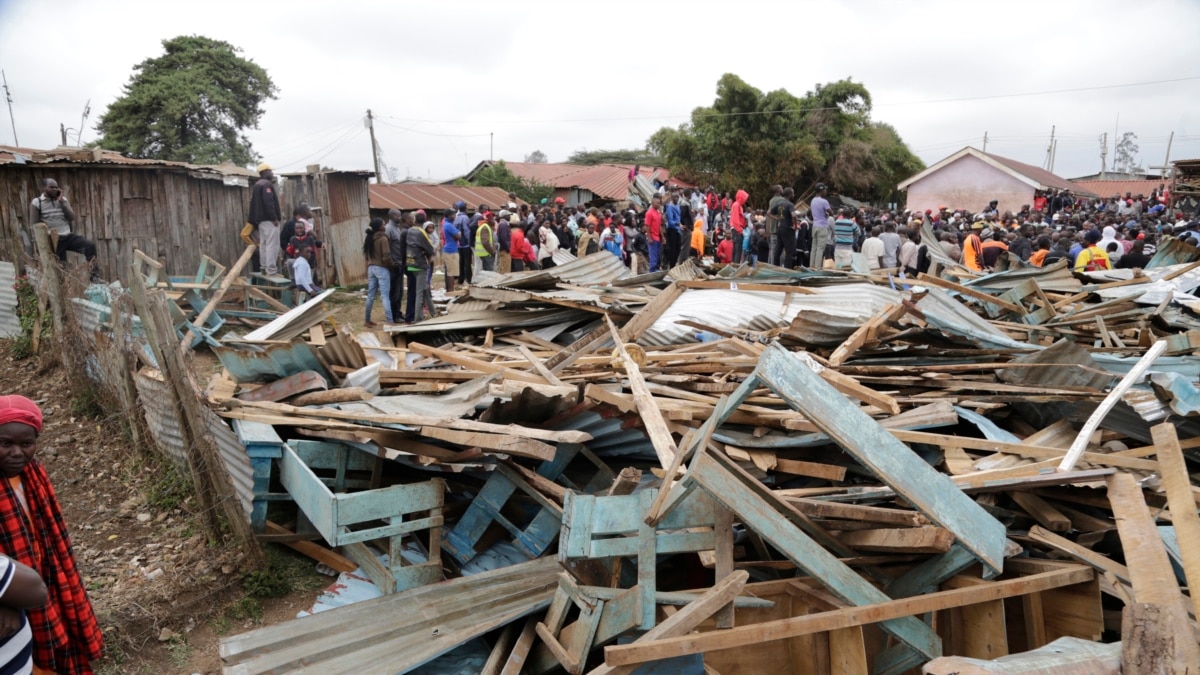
top-left (0, 342), bottom-right (329, 674)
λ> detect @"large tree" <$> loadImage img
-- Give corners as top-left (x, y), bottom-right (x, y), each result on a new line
top-left (567, 148), bottom-right (661, 166)
top-left (457, 160), bottom-right (553, 205)
top-left (647, 74), bottom-right (923, 205)
top-left (95, 35), bottom-right (277, 166)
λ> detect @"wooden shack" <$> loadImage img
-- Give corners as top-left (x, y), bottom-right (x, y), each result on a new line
top-left (0, 145), bottom-right (254, 283)
top-left (279, 167), bottom-right (373, 286)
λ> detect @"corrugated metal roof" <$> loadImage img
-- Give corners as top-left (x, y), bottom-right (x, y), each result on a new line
top-left (0, 144), bottom-right (254, 180)
top-left (369, 185), bottom-right (514, 212)
top-left (476, 251), bottom-right (632, 290)
top-left (641, 284), bottom-right (903, 346)
top-left (0, 262), bottom-right (19, 339)
top-left (1070, 179), bottom-right (1164, 200)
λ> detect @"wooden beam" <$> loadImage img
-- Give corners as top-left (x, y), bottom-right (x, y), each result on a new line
top-left (789, 499), bottom-right (927, 528)
top-left (605, 315), bottom-right (677, 469)
top-left (1152, 423), bottom-right (1200, 621)
top-left (1011, 491), bottom-right (1072, 532)
top-left (753, 344), bottom-right (1006, 573)
top-left (1108, 471), bottom-right (1200, 670)
top-left (185, 243), bottom-right (256, 352)
top-left (890, 429), bottom-right (1160, 472)
top-left (617, 281), bottom-right (684, 343)
top-left (916, 273), bottom-right (1025, 313)
top-left (408, 342), bottom-right (547, 384)
top-left (774, 458), bottom-right (847, 482)
top-left (837, 526), bottom-right (954, 554)
top-left (589, 571), bottom-right (749, 675)
top-left (602, 566), bottom-right (1093, 667)
top-left (264, 521), bottom-right (356, 573)
top-left (419, 426), bottom-right (556, 462)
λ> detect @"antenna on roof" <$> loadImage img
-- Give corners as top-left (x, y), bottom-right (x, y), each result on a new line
top-left (77, 99), bottom-right (91, 146)
top-left (1, 70), bottom-right (17, 146)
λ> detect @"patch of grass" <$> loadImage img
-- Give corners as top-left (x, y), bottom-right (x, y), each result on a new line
top-left (70, 384), bottom-right (105, 419)
top-left (142, 460), bottom-right (191, 513)
top-left (165, 635), bottom-right (191, 669)
top-left (242, 545), bottom-right (327, 598)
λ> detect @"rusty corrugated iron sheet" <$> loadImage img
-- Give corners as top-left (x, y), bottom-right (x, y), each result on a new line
top-left (0, 261), bottom-right (19, 339)
top-left (370, 185), bottom-right (513, 212)
top-left (0, 144), bottom-right (254, 180)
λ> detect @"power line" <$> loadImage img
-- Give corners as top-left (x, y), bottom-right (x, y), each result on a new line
top-left (376, 118), bottom-right (491, 137)
top-left (377, 74), bottom-right (1200, 126)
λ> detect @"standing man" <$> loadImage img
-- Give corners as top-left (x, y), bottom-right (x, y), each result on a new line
top-left (385, 209), bottom-right (408, 322)
top-left (676, 189), bottom-right (694, 264)
top-left (879, 222), bottom-right (902, 269)
top-left (645, 198), bottom-right (663, 271)
top-left (730, 190), bottom-right (748, 264)
top-left (774, 188), bottom-right (797, 268)
top-left (474, 210), bottom-right (497, 272)
top-left (28, 178), bottom-right (101, 282)
top-left (248, 163), bottom-right (282, 275)
top-left (496, 209), bottom-right (512, 273)
top-left (664, 192), bottom-right (682, 266)
top-left (832, 207), bottom-right (860, 269)
top-left (765, 185), bottom-right (784, 265)
top-left (454, 201), bottom-right (472, 287)
top-left (809, 184), bottom-right (831, 269)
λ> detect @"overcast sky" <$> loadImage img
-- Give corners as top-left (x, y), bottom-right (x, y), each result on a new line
top-left (2, 0), bottom-right (1198, 188)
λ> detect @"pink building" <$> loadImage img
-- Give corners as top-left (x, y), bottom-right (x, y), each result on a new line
top-left (898, 147), bottom-right (1092, 214)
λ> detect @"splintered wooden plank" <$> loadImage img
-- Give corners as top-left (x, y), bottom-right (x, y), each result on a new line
top-left (590, 571), bottom-right (749, 675)
top-left (602, 565), bottom-right (1092, 667)
top-left (1152, 423), bottom-right (1200, 621)
top-left (605, 315), bottom-right (678, 469)
top-left (837, 526), bottom-right (954, 554)
top-left (753, 343), bottom-right (1007, 573)
top-left (1107, 471), bottom-right (1200, 669)
top-left (687, 451), bottom-right (942, 662)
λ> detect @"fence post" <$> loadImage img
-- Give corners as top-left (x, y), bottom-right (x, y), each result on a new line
top-left (32, 223), bottom-right (64, 334)
top-left (128, 262), bottom-right (262, 563)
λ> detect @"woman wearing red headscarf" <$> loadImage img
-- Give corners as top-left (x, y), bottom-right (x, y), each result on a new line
top-left (0, 395), bottom-right (102, 674)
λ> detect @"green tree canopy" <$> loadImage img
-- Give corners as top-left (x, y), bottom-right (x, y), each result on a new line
top-left (457, 160), bottom-right (553, 205)
top-left (567, 148), bottom-right (661, 166)
top-left (95, 35), bottom-right (277, 166)
top-left (647, 74), bottom-right (923, 205)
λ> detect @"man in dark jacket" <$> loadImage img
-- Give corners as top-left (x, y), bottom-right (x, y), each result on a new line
top-left (405, 216), bottom-right (436, 322)
top-left (385, 209), bottom-right (409, 322)
top-left (247, 163), bottom-right (282, 274)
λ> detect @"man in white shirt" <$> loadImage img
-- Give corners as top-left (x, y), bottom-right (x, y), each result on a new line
top-left (292, 246), bottom-right (321, 301)
top-left (861, 227), bottom-right (886, 270)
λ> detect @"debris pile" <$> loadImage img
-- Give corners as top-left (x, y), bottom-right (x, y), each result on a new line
top-left (212, 249), bottom-right (1200, 673)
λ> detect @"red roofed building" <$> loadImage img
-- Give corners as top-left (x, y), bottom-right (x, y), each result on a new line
top-left (463, 160), bottom-right (692, 207)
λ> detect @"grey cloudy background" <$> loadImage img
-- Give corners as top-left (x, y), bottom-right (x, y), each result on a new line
top-left (2, 0), bottom-right (1198, 186)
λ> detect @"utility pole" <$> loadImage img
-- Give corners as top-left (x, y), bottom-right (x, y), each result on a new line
top-left (1163, 131), bottom-right (1175, 178)
top-left (60, 123), bottom-right (67, 146)
top-left (982, 131), bottom-right (988, 152)
top-left (490, 132), bottom-right (493, 161)
top-left (1044, 125), bottom-right (1055, 170)
top-left (366, 109), bottom-right (381, 183)
top-left (1049, 139), bottom-right (1058, 174)
top-left (1, 70), bottom-right (16, 146)
top-left (1099, 133), bottom-right (1108, 177)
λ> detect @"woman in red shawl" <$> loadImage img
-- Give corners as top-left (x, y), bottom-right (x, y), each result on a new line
top-left (0, 395), bottom-right (102, 674)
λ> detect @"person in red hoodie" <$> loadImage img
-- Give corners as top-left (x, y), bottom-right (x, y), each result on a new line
top-left (715, 231), bottom-right (733, 263)
top-left (729, 189), bottom-right (749, 264)
top-left (509, 225), bottom-right (536, 272)
top-left (644, 198), bottom-right (663, 271)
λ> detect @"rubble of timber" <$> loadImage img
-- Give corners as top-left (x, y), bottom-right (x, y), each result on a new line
top-left (98, 238), bottom-right (1200, 672)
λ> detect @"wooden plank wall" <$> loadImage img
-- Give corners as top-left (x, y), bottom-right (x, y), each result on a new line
top-left (0, 166), bottom-right (249, 284)
top-left (278, 172), bottom-right (371, 286)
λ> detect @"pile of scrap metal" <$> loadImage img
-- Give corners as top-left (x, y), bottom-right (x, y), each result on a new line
top-left (211, 249), bottom-right (1200, 673)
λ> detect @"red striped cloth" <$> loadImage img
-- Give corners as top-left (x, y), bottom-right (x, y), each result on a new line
top-left (0, 460), bottom-right (102, 674)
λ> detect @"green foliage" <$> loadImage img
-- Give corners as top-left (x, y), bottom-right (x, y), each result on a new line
top-left (466, 160), bottom-right (553, 204)
top-left (9, 274), bottom-right (45, 360)
top-left (647, 74), bottom-right (924, 205)
top-left (95, 35), bottom-right (278, 166)
top-left (242, 545), bottom-right (325, 598)
top-left (566, 148), bottom-right (662, 166)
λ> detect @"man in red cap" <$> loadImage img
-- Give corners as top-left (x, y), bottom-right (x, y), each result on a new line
top-left (0, 395), bottom-right (102, 674)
